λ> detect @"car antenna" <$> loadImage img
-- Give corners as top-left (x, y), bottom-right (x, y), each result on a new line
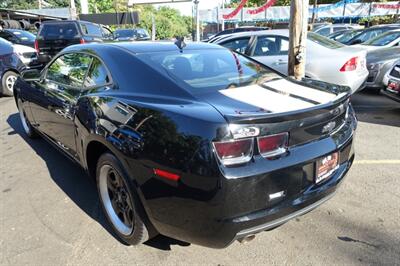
top-left (175, 36), bottom-right (186, 53)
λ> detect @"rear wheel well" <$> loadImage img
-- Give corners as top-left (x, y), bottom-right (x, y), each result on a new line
top-left (86, 141), bottom-right (111, 179)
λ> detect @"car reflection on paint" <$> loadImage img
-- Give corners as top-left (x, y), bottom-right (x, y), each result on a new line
top-left (14, 41), bottom-right (357, 248)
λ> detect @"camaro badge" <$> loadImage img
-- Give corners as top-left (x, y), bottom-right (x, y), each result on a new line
top-left (322, 121), bottom-right (336, 134)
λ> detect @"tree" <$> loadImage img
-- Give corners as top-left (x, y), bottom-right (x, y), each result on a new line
top-left (1, 0), bottom-right (69, 9)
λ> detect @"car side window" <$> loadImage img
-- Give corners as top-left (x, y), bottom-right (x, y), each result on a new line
top-left (0, 31), bottom-right (15, 42)
top-left (317, 27), bottom-right (330, 36)
top-left (220, 37), bottom-right (250, 54)
top-left (84, 57), bottom-right (110, 88)
top-left (81, 23), bottom-right (102, 37)
top-left (254, 36), bottom-right (289, 56)
top-left (46, 53), bottom-right (92, 88)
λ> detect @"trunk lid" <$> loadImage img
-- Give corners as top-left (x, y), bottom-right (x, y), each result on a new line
top-left (196, 77), bottom-right (350, 146)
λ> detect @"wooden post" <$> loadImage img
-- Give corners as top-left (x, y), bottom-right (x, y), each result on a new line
top-left (288, 0), bottom-right (309, 80)
top-left (311, 0), bottom-right (317, 25)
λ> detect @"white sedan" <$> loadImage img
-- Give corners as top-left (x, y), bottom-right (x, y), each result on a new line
top-left (211, 29), bottom-right (369, 94)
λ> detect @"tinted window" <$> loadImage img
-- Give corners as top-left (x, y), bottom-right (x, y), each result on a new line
top-left (254, 36), bottom-right (289, 56)
top-left (138, 49), bottom-right (278, 91)
top-left (40, 23), bottom-right (79, 39)
top-left (81, 23), bottom-right (102, 36)
top-left (308, 32), bottom-right (344, 49)
top-left (0, 31), bottom-right (14, 41)
top-left (0, 38), bottom-right (13, 54)
top-left (317, 27), bottom-right (330, 36)
top-left (114, 29), bottom-right (136, 38)
top-left (220, 37), bottom-right (250, 53)
top-left (9, 30), bottom-right (36, 42)
top-left (333, 27), bottom-right (347, 32)
top-left (137, 29), bottom-right (149, 39)
top-left (47, 53), bottom-right (91, 87)
top-left (84, 57), bottom-right (110, 87)
top-left (337, 30), bottom-right (361, 43)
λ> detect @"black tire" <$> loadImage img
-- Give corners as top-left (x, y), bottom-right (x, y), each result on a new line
top-left (1, 71), bottom-right (19, 97)
top-left (96, 153), bottom-right (149, 245)
top-left (17, 98), bottom-right (38, 138)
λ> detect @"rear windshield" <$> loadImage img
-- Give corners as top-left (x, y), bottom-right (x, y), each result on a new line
top-left (39, 23), bottom-right (79, 39)
top-left (138, 49), bottom-right (279, 92)
top-left (364, 31), bottom-right (400, 46)
top-left (308, 32), bottom-right (344, 49)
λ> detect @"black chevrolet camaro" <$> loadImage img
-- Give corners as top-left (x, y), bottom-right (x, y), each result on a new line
top-left (14, 41), bottom-right (357, 248)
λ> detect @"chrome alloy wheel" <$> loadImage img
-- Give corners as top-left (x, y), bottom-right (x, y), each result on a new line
top-left (5, 74), bottom-right (17, 93)
top-left (99, 164), bottom-right (134, 236)
top-left (18, 100), bottom-right (30, 134)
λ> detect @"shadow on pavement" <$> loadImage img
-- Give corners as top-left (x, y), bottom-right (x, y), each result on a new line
top-left (6, 112), bottom-right (189, 251)
top-left (351, 91), bottom-right (400, 127)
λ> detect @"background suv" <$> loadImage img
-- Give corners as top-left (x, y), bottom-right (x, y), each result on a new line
top-left (35, 20), bottom-right (108, 64)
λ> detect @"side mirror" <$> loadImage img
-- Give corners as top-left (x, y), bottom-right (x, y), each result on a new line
top-left (22, 69), bottom-right (41, 82)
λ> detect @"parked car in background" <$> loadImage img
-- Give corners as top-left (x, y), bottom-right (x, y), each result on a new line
top-left (313, 24), bottom-right (361, 37)
top-left (327, 29), bottom-right (362, 43)
top-left (381, 60), bottom-right (400, 103)
top-left (365, 47), bottom-right (400, 91)
top-left (205, 26), bottom-right (270, 42)
top-left (358, 30), bottom-right (400, 51)
top-left (0, 29), bottom-right (36, 48)
top-left (14, 41), bottom-right (356, 248)
top-left (35, 20), bottom-right (107, 64)
top-left (211, 30), bottom-right (368, 93)
top-left (345, 24), bottom-right (400, 45)
top-left (113, 28), bottom-right (150, 41)
top-left (0, 38), bottom-right (40, 96)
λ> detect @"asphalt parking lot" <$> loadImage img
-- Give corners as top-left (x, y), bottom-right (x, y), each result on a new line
top-left (0, 91), bottom-right (399, 265)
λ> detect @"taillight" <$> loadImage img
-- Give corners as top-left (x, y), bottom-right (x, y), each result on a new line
top-left (340, 57), bottom-right (358, 72)
top-left (154, 169), bottom-right (180, 181)
top-left (34, 40), bottom-right (39, 53)
top-left (257, 132), bottom-right (289, 158)
top-left (80, 38), bottom-right (86, 44)
top-left (213, 138), bottom-right (253, 166)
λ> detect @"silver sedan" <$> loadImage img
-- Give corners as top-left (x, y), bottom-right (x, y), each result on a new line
top-left (211, 30), bottom-right (369, 94)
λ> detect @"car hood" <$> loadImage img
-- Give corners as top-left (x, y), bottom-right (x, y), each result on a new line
top-left (13, 44), bottom-right (36, 54)
top-left (195, 77), bottom-right (349, 122)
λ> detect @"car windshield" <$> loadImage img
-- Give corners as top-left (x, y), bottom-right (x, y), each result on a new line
top-left (308, 32), bottom-right (344, 49)
top-left (138, 49), bottom-right (279, 92)
top-left (115, 29), bottom-right (136, 38)
top-left (336, 29), bottom-right (362, 42)
top-left (364, 31), bottom-right (400, 46)
top-left (10, 30), bottom-right (36, 41)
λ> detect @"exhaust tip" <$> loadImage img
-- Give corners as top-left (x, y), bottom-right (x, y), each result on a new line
top-left (237, 234), bottom-right (256, 244)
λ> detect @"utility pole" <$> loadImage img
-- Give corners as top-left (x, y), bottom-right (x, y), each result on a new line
top-left (288, 0), bottom-right (309, 80)
top-left (221, 0), bottom-right (225, 31)
top-left (311, 0), bottom-right (317, 25)
top-left (194, 0), bottom-right (200, 41)
top-left (38, 0), bottom-right (42, 9)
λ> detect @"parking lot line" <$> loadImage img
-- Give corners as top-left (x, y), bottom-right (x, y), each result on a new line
top-left (354, 160), bottom-right (400, 165)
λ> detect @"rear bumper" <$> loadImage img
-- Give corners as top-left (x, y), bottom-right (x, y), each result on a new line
top-left (142, 107), bottom-right (357, 248)
top-left (318, 71), bottom-right (368, 94)
top-left (381, 89), bottom-right (400, 103)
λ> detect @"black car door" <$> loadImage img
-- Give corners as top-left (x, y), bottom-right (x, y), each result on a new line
top-left (29, 53), bottom-right (92, 158)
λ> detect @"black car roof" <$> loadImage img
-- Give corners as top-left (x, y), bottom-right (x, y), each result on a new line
top-left (64, 41), bottom-right (224, 54)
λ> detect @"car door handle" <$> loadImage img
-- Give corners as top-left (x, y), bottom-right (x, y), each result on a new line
top-left (274, 60), bottom-right (287, 65)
